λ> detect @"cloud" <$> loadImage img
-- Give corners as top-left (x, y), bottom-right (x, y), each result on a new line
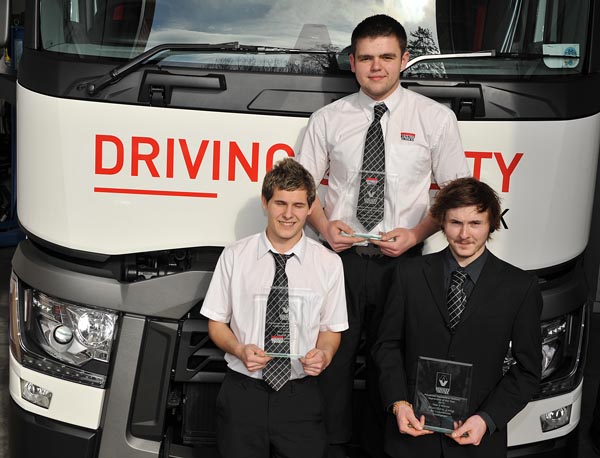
top-left (147, 0), bottom-right (438, 51)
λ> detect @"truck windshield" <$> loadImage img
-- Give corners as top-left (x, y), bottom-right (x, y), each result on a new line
top-left (39, 0), bottom-right (589, 77)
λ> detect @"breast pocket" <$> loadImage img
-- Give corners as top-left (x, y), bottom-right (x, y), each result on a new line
top-left (386, 141), bottom-right (432, 189)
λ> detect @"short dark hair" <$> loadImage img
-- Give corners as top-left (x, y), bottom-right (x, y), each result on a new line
top-left (351, 14), bottom-right (407, 54)
top-left (262, 158), bottom-right (316, 207)
top-left (430, 177), bottom-right (502, 235)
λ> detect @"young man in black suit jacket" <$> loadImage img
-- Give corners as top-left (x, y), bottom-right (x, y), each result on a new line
top-left (373, 177), bottom-right (542, 458)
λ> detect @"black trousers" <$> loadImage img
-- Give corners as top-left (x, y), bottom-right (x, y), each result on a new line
top-left (216, 369), bottom-right (327, 458)
top-left (318, 245), bottom-right (422, 457)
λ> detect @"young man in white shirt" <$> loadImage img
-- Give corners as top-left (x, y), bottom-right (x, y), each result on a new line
top-left (297, 13), bottom-right (470, 458)
top-left (201, 158), bottom-right (348, 458)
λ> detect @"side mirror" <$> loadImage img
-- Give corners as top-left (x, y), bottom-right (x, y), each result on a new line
top-left (0, 0), bottom-right (10, 48)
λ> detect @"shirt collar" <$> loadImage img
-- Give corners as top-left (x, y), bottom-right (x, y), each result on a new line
top-left (258, 230), bottom-right (306, 263)
top-left (357, 84), bottom-right (403, 116)
top-left (443, 246), bottom-right (488, 284)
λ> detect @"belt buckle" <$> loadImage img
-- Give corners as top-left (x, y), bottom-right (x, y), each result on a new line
top-left (354, 244), bottom-right (382, 258)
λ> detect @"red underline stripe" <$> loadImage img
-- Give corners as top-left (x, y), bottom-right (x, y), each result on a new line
top-left (94, 187), bottom-right (218, 198)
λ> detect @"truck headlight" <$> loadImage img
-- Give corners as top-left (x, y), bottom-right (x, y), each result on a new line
top-left (9, 273), bottom-right (118, 388)
top-left (537, 304), bottom-right (587, 398)
top-left (30, 290), bottom-right (117, 366)
top-left (541, 318), bottom-right (567, 379)
top-left (501, 304), bottom-right (586, 399)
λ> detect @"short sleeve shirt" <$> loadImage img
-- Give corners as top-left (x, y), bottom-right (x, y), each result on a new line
top-left (201, 231), bottom-right (348, 379)
top-left (297, 85), bottom-right (471, 234)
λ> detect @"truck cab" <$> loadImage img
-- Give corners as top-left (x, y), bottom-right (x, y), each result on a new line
top-left (4, 1), bottom-right (600, 457)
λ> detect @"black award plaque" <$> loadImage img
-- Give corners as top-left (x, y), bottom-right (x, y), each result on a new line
top-left (413, 356), bottom-right (473, 433)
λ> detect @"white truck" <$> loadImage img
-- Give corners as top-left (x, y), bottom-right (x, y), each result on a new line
top-left (4, 0), bottom-right (599, 457)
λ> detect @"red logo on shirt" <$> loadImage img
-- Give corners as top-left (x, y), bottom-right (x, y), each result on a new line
top-left (401, 132), bottom-right (415, 141)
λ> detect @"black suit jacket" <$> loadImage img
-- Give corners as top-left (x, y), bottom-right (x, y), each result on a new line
top-left (373, 249), bottom-right (542, 458)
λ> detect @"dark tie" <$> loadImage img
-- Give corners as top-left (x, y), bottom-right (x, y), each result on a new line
top-left (356, 103), bottom-right (388, 231)
top-left (447, 269), bottom-right (468, 329)
top-left (263, 251), bottom-right (293, 391)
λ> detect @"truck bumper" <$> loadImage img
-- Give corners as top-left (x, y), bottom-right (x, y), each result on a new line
top-left (507, 380), bottom-right (582, 457)
top-left (8, 397), bottom-right (98, 458)
top-left (507, 427), bottom-right (579, 458)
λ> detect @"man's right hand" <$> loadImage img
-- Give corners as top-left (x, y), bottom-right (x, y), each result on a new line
top-left (325, 220), bottom-right (365, 252)
top-left (237, 344), bottom-right (272, 372)
top-left (395, 404), bottom-right (434, 437)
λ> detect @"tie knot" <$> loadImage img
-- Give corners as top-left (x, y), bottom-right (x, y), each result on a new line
top-left (270, 251), bottom-right (293, 270)
top-left (450, 269), bottom-right (468, 286)
top-left (373, 103), bottom-right (388, 121)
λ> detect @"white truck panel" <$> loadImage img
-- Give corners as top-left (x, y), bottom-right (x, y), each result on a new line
top-left (17, 85), bottom-right (600, 269)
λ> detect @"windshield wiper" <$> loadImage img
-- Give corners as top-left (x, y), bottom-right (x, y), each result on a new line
top-left (404, 49), bottom-right (580, 71)
top-left (404, 50), bottom-right (496, 71)
top-left (493, 51), bottom-right (580, 59)
top-left (85, 42), bottom-right (334, 96)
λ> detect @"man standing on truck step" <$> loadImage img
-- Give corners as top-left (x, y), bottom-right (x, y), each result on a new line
top-left (296, 13), bottom-right (470, 458)
top-left (373, 177), bottom-right (542, 458)
top-left (201, 158), bottom-right (348, 458)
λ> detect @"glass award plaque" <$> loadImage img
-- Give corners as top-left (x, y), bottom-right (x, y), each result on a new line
top-left (413, 356), bottom-right (473, 434)
top-left (356, 169), bottom-right (385, 230)
top-left (257, 287), bottom-right (312, 359)
top-left (264, 352), bottom-right (303, 359)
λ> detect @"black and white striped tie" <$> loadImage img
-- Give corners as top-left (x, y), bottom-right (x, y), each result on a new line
top-left (356, 103), bottom-right (388, 231)
top-left (263, 251), bottom-right (293, 390)
top-left (447, 269), bottom-right (468, 329)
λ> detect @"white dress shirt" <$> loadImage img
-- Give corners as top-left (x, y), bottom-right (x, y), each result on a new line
top-left (201, 231), bottom-right (348, 379)
top-left (297, 85), bottom-right (470, 234)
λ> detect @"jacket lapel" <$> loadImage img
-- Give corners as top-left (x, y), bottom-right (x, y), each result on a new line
top-left (456, 251), bottom-right (505, 328)
top-left (423, 251), bottom-right (450, 326)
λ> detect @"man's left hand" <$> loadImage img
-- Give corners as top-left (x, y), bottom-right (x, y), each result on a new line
top-left (449, 415), bottom-right (487, 446)
top-left (300, 348), bottom-right (330, 376)
top-left (372, 228), bottom-right (417, 257)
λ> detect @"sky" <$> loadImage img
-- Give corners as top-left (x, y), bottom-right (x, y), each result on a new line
top-left (147, 0), bottom-right (440, 51)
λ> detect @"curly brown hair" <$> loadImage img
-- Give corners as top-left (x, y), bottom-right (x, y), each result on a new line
top-left (430, 177), bottom-right (502, 235)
